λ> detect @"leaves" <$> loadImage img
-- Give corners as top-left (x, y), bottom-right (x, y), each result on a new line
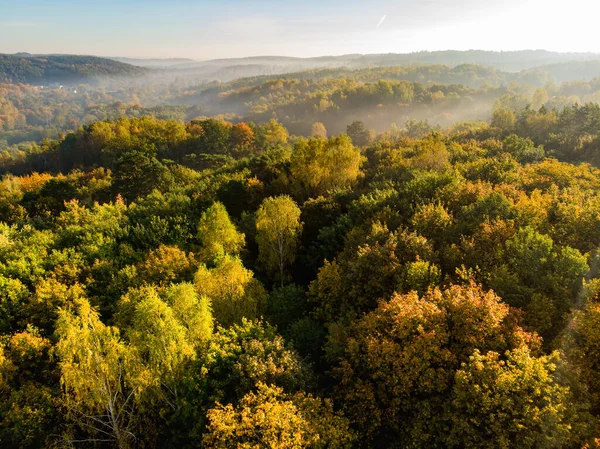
top-left (256, 196), bottom-right (303, 285)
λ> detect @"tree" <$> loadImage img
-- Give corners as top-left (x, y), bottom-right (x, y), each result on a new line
top-left (491, 108), bottom-right (516, 133)
top-left (189, 118), bottom-right (232, 155)
top-left (229, 122), bottom-right (255, 157)
top-left (346, 120), bottom-right (372, 147)
top-left (255, 119), bottom-right (289, 151)
top-left (532, 88), bottom-right (549, 110)
top-left (311, 122), bottom-right (327, 138)
top-left (332, 283), bottom-right (538, 446)
top-left (178, 320), bottom-right (315, 441)
top-left (55, 297), bottom-right (137, 449)
top-left (405, 119), bottom-right (434, 139)
top-left (309, 223), bottom-right (438, 322)
top-left (136, 244), bottom-right (195, 285)
top-left (290, 135), bottom-right (364, 197)
top-left (195, 255), bottom-right (267, 327)
top-left (198, 319), bottom-right (313, 404)
top-left (501, 134), bottom-right (545, 164)
top-left (570, 301), bottom-right (600, 414)
top-left (255, 196), bottom-right (303, 286)
top-left (0, 328), bottom-right (59, 449)
top-left (203, 383), bottom-right (354, 449)
top-left (125, 288), bottom-right (195, 401)
top-left (488, 226), bottom-right (587, 341)
top-left (266, 284), bottom-right (307, 334)
top-left (112, 151), bottom-right (172, 202)
top-left (197, 202), bottom-right (245, 263)
top-left (448, 347), bottom-right (573, 449)
top-left (164, 282), bottom-right (213, 346)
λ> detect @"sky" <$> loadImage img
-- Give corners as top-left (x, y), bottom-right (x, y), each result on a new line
top-left (0, 0), bottom-right (598, 60)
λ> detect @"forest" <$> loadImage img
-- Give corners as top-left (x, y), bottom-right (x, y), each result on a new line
top-left (0, 54), bottom-right (147, 85)
top-left (4, 88), bottom-right (600, 447)
top-left (6, 46), bottom-right (600, 448)
top-left (7, 49), bottom-right (600, 153)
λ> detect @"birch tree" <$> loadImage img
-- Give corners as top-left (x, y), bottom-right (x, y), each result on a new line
top-left (255, 196), bottom-right (302, 286)
top-left (55, 298), bottom-right (137, 449)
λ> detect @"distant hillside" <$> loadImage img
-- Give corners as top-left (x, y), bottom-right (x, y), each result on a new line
top-left (149, 50), bottom-right (600, 84)
top-left (529, 60), bottom-right (600, 82)
top-left (109, 57), bottom-right (196, 67)
top-left (8, 50), bottom-right (600, 87)
top-left (0, 54), bottom-right (148, 85)
top-left (342, 50), bottom-right (600, 72)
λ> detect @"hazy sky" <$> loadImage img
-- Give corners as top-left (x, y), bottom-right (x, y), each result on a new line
top-left (0, 0), bottom-right (598, 59)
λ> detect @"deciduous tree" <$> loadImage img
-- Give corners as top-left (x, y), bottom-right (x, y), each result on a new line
top-left (255, 196), bottom-right (303, 285)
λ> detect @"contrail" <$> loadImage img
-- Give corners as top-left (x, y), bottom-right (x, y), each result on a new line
top-left (376, 15), bottom-right (387, 29)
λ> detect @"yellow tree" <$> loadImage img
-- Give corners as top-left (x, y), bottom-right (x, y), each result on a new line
top-left (255, 196), bottom-right (303, 286)
top-left (195, 255), bottom-right (266, 326)
top-left (290, 135), bottom-right (364, 197)
top-left (570, 300), bottom-right (600, 414)
top-left (531, 88), bottom-right (549, 110)
top-left (332, 283), bottom-right (539, 446)
top-left (203, 383), bottom-right (354, 449)
top-left (55, 297), bottom-right (136, 449)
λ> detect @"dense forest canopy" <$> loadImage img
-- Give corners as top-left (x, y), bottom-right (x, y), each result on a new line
top-left (0, 54), bottom-right (147, 85)
top-left (6, 49), bottom-right (600, 448)
top-left (6, 53), bottom-right (600, 151)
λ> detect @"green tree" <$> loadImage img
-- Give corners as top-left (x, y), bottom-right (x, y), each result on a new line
top-left (189, 118), bottom-right (232, 155)
top-left (491, 108), bottom-right (516, 133)
top-left (198, 319), bottom-right (314, 406)
top-left (346, 120), bottom-right (372, 147)
top-left (178, 320), bottom-right (315, 442)
top-left (164, 282), bottom-right (213, 346)
top-left (448, 347), bottom-right (573, 449)
top-left (309, 223), bottom-right (438, 322)
top-left (125, 288), bottom-right (195, 401)
top-left (113, 151), bottom-right (173, 202)
top-left (255, 119), bottom-right (289, 151)
top-left (266, 284), bottom-right (307, 334)
top-left (570, 300), bottom-right (600, 414)
top-left (197, 202), bottom-right (245, 263)
top-left (255, 196), bottom-right (303, 286)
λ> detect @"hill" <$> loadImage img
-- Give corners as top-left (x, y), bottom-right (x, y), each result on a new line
top-left (0, 53), bottom-right (148, 85)
top-left (109, 56), bottom-right (196, 67)
top-left (143, 50), bottom-right (600, 85)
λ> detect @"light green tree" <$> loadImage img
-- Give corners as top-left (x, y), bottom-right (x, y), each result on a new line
top-left (197, 202), bottom-right (245, 263)
top-left (125, 288), bottom-right (195, 404)
top-left (255, 196), bottom-right (303, 286)
top-left (164, 282), bottom-right (213, 346)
